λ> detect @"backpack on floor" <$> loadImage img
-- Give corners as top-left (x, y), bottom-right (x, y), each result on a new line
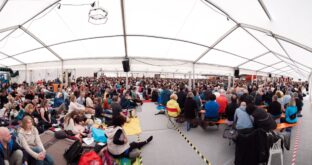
top-left (64, 140), bottom-right (83, 164)
top-left (78, 151), bottom-right (102, 165)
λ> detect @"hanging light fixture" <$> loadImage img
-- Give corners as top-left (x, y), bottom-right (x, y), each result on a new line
top-left (88, 0), bottom-right (108, 25)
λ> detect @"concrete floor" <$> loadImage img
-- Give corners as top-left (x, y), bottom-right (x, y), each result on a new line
top-left (136, 97), bottom-right (312, 165)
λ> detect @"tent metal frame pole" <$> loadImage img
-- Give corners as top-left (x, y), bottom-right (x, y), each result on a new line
top-left (203, 0), bottom-right (312, 79)
top-left (0, 0), bottom-right (8, 12)
top-left (19, 26), bottom-right (63, 61)
top-left (257, 0), bottom-right (272, 21)
top-left (273, 52), bottom-right (312, 71)
top-left (120, 0), bottom-right (128, 58)
top-left (257, 61), bottom-right (282, 72)
top-left (25, 64), bottom-right (27, 83)
top-left (21, 0), bottom-right (61, 26)
top-left (309, 72), bottom-right (312, 104)
top-left (192, 63), bottom-right (195, 89)
top-left (236, 51), bottom-right (270, 67)
top-left (274, 38), bottom-right (306, 77)
top-left (0, 28), bottom-right (18, 42)
top-left (193, 25), bottom-right (239, 63)
top-left (126, 72), bottom-right (129, 89)
top-left (0, 51), bottom-right (26, 66)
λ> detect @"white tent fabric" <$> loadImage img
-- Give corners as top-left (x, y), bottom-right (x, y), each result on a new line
top-left (0, 0), bottom-right (312, 81)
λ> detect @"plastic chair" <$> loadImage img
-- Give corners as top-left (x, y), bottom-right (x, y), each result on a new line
top-left (268, 139), bottom-right (283, 165)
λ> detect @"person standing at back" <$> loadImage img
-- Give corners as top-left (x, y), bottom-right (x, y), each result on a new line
top-left (177, 86), bottom-right (187, 114)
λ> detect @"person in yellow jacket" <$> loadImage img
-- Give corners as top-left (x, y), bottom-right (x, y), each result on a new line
top-left (166, 94), bottom-right (181, 117)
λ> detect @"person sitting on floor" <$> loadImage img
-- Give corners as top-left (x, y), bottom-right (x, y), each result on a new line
top-left (39, 99), bottom-right (52, 130)
top-left (166, 94), bottom-right (181, 118)
top-left (18, 116), bottom-right (54, 165)
top-left (0, 127), bottom-right (24, 165)
top-left (106, 115), bottom-right (153, 160)
top-left (64, 111), bottom-right (86, 140)
top-left (280, 99), bottom-right (298, 124)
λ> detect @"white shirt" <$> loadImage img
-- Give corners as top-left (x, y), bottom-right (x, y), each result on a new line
top-left (68, 102), bottom-right (85, 114)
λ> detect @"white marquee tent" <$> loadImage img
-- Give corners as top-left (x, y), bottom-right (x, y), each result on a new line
top-left (0, 0), bottom-right (312, 85)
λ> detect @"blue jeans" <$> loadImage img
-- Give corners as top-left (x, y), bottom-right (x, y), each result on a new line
top-left (32, 147), bottom-right (54, 165)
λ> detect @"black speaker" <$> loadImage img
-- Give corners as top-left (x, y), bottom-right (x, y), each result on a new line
top-left (94, 72), bottom-right (97, 78)
top-left (269, 73), bottom-right (272, 78)
top-left (122, 58), bottom-right (130, 72)
top-left (234, 68), bottom-right (239, 78)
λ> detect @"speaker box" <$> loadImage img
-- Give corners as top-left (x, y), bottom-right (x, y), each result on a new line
top-left (234, 68), bottom-right (239, 78)
top-left (122, 58), bottom-right (130, 72)
top-left (269, 73), bottom-right (272, 78)
top-left (94, 72), bottom-right (97, 78)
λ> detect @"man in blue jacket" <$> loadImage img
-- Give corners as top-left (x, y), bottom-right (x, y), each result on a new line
top-left (0, 127), bottom-right (24, 165)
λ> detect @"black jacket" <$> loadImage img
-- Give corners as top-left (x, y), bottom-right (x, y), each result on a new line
top-left (235, 129), bottom-right (270, 165)
top-left (268, 101), bottom-right (282, 116)
top-left (184, 98), bottom-right (197, 120)
top-left (0, 137), bottom-right (24, 165)
top-left (226, 102), bottom-right (239, 121)
top-left (177, 91), bottom-right (186, 109)
top-left (252, 108), bottom-right (277, 131)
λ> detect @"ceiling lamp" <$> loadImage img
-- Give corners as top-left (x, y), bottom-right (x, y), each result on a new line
top-left (88, 1), bottom-right (108, 25)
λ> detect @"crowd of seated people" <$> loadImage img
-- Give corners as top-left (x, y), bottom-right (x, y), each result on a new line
top-left (0, 76), bottom-right (308, 164)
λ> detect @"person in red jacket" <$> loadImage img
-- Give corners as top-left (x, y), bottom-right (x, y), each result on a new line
top-left (216, 89), bottom-right (228, 117)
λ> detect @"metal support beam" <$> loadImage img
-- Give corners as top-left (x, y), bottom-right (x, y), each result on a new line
top-left (19, 26), bottom-right (63, 61)
top-left (25, 64), bottom-right (27, 83)
top-left (258, 0), bottom-right (272, 21)
top-left (236, 51), bottom-right (270, 67)
top-left (120, 0), bottom-right (128, 58)
top-left (126, 72), bottom-right (129, 89)
top-left (0, 0), bottom-right (8, 12)
top-left (0, 51), bottom-right (26, 65)
top-left (274, 37), bottom-right (306, 77)
top-left (0, 28), bottom-right (18, 42)
top-left (257, 61), bottom-right (282, 72)
top-left (194, 25), bottom-right (239, 63)
top-left (192, 63), bottom-right (195, 89)
top-left (21, 0), bottom-right (61, 26)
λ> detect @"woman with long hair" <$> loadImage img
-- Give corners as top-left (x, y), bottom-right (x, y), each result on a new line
top-left (18, 116), bottom-right (54, 165)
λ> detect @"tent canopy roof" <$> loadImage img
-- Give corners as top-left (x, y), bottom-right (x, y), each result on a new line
top-left (0, 0), bottom-right (312, 80)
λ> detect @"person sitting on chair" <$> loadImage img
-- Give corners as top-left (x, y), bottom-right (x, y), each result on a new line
top-left (166, 94), bottom-right (181, 118)
top-left (202, 94), bottom-right (219, 122)
top-left (280, 99), bottom-right (298, 124)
